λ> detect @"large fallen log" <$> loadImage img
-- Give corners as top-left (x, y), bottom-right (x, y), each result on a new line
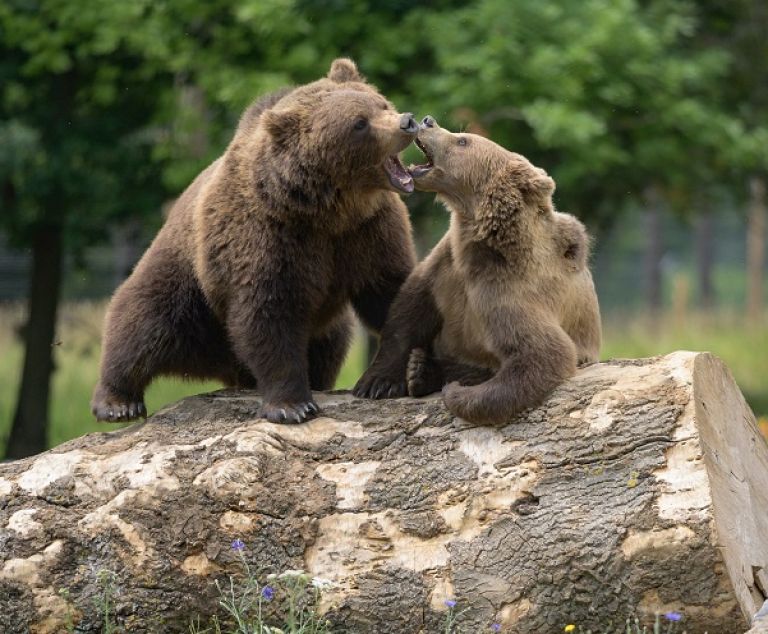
top-left (1, 352), bottom-right (767, 633)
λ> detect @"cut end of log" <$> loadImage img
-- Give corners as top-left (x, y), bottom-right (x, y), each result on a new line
top-left (1, 351), bottom-right (767, 633)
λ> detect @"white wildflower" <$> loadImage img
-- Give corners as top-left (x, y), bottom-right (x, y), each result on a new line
top-left (311, 577), bottom-right (333, 590)
top-left (278, 569), bottom-right (309, 581)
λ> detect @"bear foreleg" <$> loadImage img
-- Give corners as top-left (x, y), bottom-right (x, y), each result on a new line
top-left (353, 274), bottom-right (442, 399)
top-left (308, 311), bottom-right (354, 391)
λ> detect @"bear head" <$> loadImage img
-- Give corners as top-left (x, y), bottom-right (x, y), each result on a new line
top-left (259, 58), bottom-right (419, 201)
top-left (409, 116), bottom-right (556, 253)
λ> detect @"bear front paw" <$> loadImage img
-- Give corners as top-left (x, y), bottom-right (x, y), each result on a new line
top-left (352, 368), bottom-right (407, 400)
top-left (260, 400), bottom-right (319, 424)
top-left (91, 386), bottom-right (147, 423)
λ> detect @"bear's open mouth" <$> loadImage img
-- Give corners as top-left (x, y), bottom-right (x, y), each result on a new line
top-left (384, 155), bottom-right (414, 194)
top-left (408, 138), bottom-right (434, 178)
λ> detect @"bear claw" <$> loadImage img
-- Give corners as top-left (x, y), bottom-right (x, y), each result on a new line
top-left (260, 399), bottom-right (319, 424)
top-left (92, 397), bottom-right (147, 423)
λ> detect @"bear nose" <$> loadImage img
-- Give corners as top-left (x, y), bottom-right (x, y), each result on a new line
top-left (400, 112), bottom-right (419, 134)
top-left (421, 115), bottom-right (436, 128)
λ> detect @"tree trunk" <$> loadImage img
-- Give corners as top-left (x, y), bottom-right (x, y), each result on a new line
top-left (5, 226), bottom-right (64, 459)
top-left (0, 353), bottom-right (766, 634)
top-left (747, 176), bottom-right (766, 323)
top-left (694, 207), bottom-right (715, 310)
top-left (643, 186), bottom-right (664, 319)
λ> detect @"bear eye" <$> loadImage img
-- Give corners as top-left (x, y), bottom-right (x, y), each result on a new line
top-left (457, 137), bottom-right (468, 146)
top-left (353, 117), bottom-right (368, 131)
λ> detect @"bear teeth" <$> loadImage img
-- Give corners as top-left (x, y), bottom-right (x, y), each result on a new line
top-left (409, 138), bottom-right (434, 178)
top-left (384, 155), bottom-right (414, 193)
top-left (415, 137), bottom-right (433, 162)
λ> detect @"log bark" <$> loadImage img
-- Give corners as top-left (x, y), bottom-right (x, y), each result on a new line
top-left (1, 352), bottom-right (767, 633)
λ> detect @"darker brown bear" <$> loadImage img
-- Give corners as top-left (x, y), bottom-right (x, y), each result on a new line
top-left (92, 59), bottom-right (418, 424)
top-left (354, 117), bottom-right (601, 424)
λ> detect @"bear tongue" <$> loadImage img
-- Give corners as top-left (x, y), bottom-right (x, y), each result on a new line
top-left (385, 156), bottom-right (414, 194)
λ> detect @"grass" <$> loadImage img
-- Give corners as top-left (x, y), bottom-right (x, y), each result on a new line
top-left (601, 310), bottom-right (768, 421)
top-left (0, 302), bottom-right (766, 454)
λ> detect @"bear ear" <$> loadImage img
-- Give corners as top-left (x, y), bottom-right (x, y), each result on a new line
top-left (327, 58), bottom-right (364, 83)
top-left (527, 168), bottom-right (555, 198)
top-left (262, 108), bottom-right (301, 147)
top-left (555, 215), bottom-right (590, 271)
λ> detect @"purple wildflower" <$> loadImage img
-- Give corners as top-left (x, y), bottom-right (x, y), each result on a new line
top-left (491, 624), bottom-right (502, 632)
top-left (445, 599), bottom-right (457, 609)
top-left (231, 538), bottom-right (245, 551)
top-left (261, 586), bottom-right (275, 601)
top-left (664, 612), bottom-right (682, 622)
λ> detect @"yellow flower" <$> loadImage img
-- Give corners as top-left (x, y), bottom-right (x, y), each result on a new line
top-left (564, 626), bottom-right (576, 633)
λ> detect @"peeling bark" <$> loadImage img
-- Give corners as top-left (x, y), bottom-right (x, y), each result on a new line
top-left (1, 352), bottom-right (766, 633)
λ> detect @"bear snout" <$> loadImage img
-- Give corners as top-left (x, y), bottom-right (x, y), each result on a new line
top-left (400, 112), bottom-right (419, 134)
top-left (421, 115), bottom-right (436, 128)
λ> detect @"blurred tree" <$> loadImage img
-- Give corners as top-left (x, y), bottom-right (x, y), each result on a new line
top-left (684, 0), bottom-right (768, 320)
top-left (400, 1), bottom-right (730, 211)
top-left (694, 205), bottom-right (716, 310)
top-left (0, 0), bottom-right (173, 457)
top-left (748, 177), bottom-right (767, 321)
top-left (643, 186), bottom-right (665, 321)
top-left (728, 1), bottom-right (768, 323)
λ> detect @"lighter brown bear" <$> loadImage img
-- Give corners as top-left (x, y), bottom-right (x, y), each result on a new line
top-left (92, 59), bottom-right (418, 424)
top-left (354, 116), bottom-right (601, 424)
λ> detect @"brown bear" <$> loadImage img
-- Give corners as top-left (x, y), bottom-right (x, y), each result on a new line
top-left (91, 58), bottom-right (418, 424)
top-left (353, 116), bottom-right (601, 424)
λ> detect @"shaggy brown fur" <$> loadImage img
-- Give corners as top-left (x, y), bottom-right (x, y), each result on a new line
top-left (353, 116), bottom-right (601, 424)
top-left (92, 59), bottom-right (418, 424)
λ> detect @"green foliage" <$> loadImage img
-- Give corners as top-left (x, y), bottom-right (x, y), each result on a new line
top-left (399, 0), bottom-right (762, 219)
top-left (95, 569), bottom-right (118, 634)
top-left (0, 0), bottom-right (172, 249)
top-left (1, 0), bottom-right (765, 237)
top-left (6, 0), bottom-right (760, 232)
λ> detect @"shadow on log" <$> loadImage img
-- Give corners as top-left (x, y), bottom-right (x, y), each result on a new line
top-left (1, 352), bottom-right (767, 633)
